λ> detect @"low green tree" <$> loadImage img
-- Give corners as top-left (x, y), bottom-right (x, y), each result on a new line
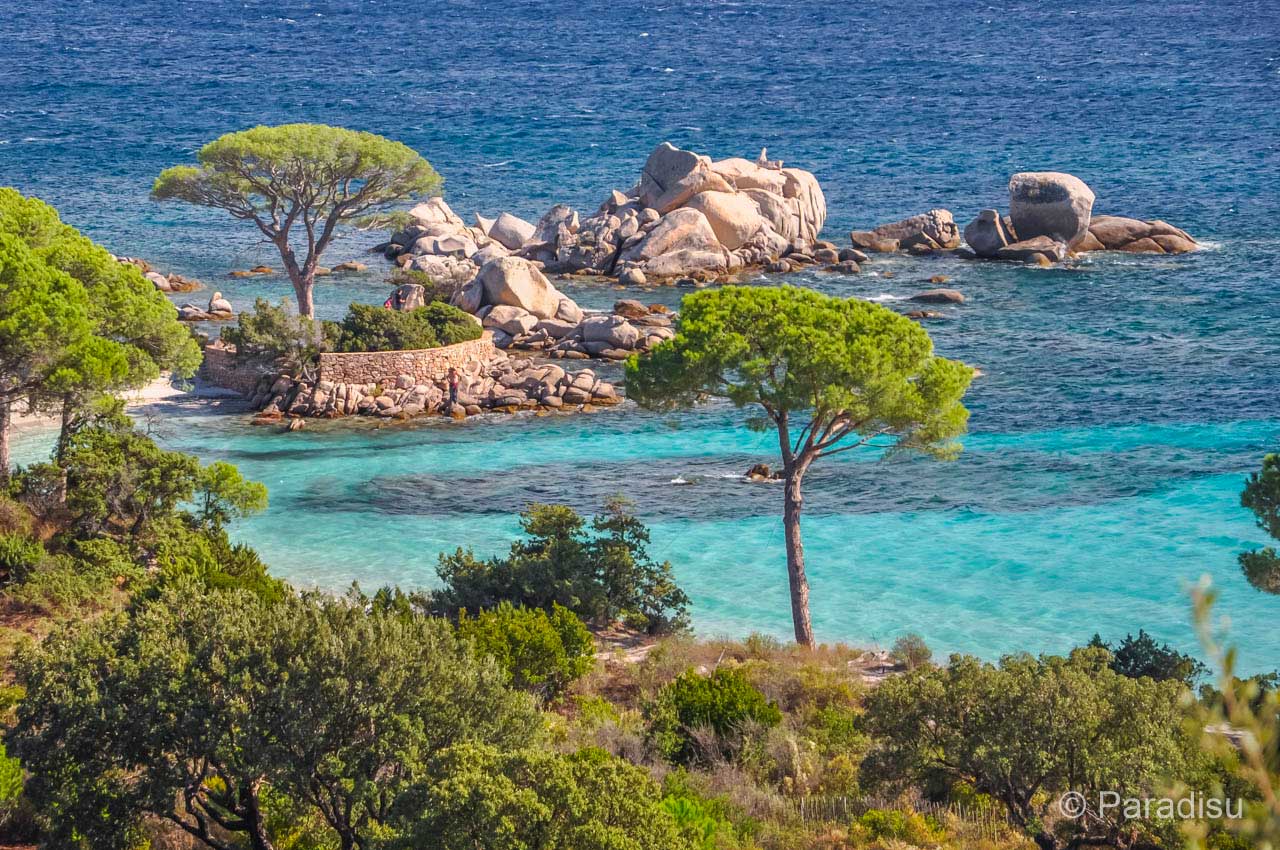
top-left (456, 602), bottom-right (595, 701)
top-left (647, 667), bottom-right (782, 765)
top-left (626, 286), bottom-right (971, 646)
top-left (388, 744), bottom-right (693, 850)
top-left (223, 298), bottom-right (333, 374)
top-left (331, 302), bottom-right (481, 353)
top-left (861, 647), bottom-right (1209, 850)
top-left (0, 188), bottom-right (200, 467)
top-left (153, 124), bottom-right (442, 318)
top-left (433, 498), bottom-right (690, 634)
top-left (1240, 453), bottom-right (1280, 594)
top-left (1087, 629), bottom-right (1208, 687)
top-left (10, 580), bottom-right (541, 850)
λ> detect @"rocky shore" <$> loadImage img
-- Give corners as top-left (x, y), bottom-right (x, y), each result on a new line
top-left (245, 346), bottom-right (622, 428)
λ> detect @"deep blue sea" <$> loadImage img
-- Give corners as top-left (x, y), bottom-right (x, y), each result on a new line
top-left (3, 1), bottom-right (1279, 670)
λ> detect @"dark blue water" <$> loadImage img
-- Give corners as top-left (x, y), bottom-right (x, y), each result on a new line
top-left (3, 0), bottom-right (1279, 668)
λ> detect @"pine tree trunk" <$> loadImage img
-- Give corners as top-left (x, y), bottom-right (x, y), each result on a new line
top-left (291, 271), bottom-right (315, 320)
top-left (0, 398), bottom-right (10, 486)
top-left (783, 460), bottom-right (815, 647)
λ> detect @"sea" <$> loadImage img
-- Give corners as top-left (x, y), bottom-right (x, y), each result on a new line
top-left (2, 0), bottom-right (1278, 670)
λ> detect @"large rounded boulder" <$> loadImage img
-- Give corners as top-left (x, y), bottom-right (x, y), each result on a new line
top-left (475, 256), bottom-right (567, 319)
top-left (684, 190), bottom-right (765, 250)
top-left (1008, 172), bottom-right (1096, 249)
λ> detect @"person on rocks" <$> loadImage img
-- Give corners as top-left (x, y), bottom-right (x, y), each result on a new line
top-left (446, 367), bottom-right (460, 406)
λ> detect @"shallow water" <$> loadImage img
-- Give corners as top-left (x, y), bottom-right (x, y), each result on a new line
top-left (3, 0), bottom-right (1279, 669)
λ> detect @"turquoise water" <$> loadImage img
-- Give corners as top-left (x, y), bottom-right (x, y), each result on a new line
top-left (3, 0), bottom-right (1279, 668)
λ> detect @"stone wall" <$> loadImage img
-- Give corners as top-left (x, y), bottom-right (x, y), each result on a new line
top-left (200, 343), bottom-right (273, 395)
top-left (317, 333), bottom-right (499, 387)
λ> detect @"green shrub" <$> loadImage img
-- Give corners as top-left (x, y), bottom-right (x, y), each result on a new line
top-left (648, 668), bottom-right (782, 764)
top-left (5, 553), bottom-right (118, 616)
top-left (456, 602), bottom-right (594, 701)
top-left (0, 533), bottom-right (44, 584)
top-left (332, 302), bottom-right (480, 353)
top-left (852, 808), bottom-right (946, 846)
top-left (223, 298), bottom-right (333, 369)
top-left (433, 499), bottom-right (690, 635)
top-left (891, 633), bottom-right (932, 670)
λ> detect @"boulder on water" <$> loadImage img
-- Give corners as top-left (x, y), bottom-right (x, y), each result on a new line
top-left (207, 291), bottom-right (233, 314)
top-left (1008, 172), bottom-right (1095, 249)
top-left (963, 208), bottom-right (1018, 257)
top-left (909, 288), bottom-right (965, 304)
top-left (1078, 215), bottom-right (1198, 254)
top-left (858, 209), bottom-right (961, 252)
top-left (996, 236), bottom-right (1068, 264)
top-left (489, 212), bottom-right (537, 250)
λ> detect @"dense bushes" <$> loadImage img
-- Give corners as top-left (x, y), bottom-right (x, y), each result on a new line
top-left (860, 647), bottom-right (1210, 850)
top-left (432, 499), bottom-right (690, 634)
top-left (330, 302), bottom-right (480, 353)
top-left (647, 668), bottom-right (782, 764)
top-left (10, 580), bottom-right (543, 850)
top-left (223, 298), bottom-right (332, 370)
top-left (457, 601), bottom-right (594, 701)
top-left (389, 744), bottom-right (694, 850)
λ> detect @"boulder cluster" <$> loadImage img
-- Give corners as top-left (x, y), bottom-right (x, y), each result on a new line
top-left (114, 255), bottom-right (202, 293)
top-left (484, 297), bottom-right (676, 361)
top-left (375, 141), bottom-right (827, 286)
top-left (246, 350), bottom-right (621, 425)
top-left (852, 172), bottom-right (1198, 266)
top-left (177, 291), bottom-right (234, 322)
top-left (391, 254), bottom-right (675, 361)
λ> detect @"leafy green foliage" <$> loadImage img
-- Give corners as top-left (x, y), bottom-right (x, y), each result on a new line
top-left (0, 532), bottom-right (43, 584)
top-left (0, 187), bottom-right (200, 469)
top-left (890, 633), bottom-right (932, 670)
top-left (331, 302), bottom-right (481, 352)
top-left (626, 285), bottom-right (971, 645)
top-left (648, 668), bottom-right (782, 764)
top-left (1087, 629), bottom-right (1208, 687)
top-left (433, 499), bottom-right (690, 634)
top-left (850, 808), bottom-right (947, 846)
top-left (388, 743), bottom-right (693, 850)
top-left (222, 298), bottom-right (334, 370)
top-left (10, 580), bottom-right (541, 850)
top-left (1240, 453), bottom-right (1280, 594)
top-left (457, 602), bottom-right (595, 701)
top-left (54, 415), bottom-right (267, 539)
top-left (861, 647), bottom-right (1209, 849)
top-left (153, 124), bottom-right (442, 317)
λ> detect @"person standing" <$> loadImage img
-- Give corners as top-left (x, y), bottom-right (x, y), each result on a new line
top-left (447, 367), bottom-right (460, 406)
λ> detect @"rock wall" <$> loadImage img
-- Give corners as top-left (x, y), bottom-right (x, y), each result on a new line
top-left (316, 334), bottom-right (498, 387)
top-left (200, 343), bottom-right (273, 394)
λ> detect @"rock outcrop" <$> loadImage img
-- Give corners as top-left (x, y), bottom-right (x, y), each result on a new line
top-left (1008, 172), bottom-right (1095, 250)
top-left (113, 255), bottom-right (203, 292)
top-left (851, 209), bottom-right (961, 254)
top-left (377, 141), bottom-right (827, 285)
top-left (1076, 215), bottom-right (1198, 254)
top-left (962, 209), bottom-right (1018, 258)
top-left (246, 349), bottom-right (622, 424)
